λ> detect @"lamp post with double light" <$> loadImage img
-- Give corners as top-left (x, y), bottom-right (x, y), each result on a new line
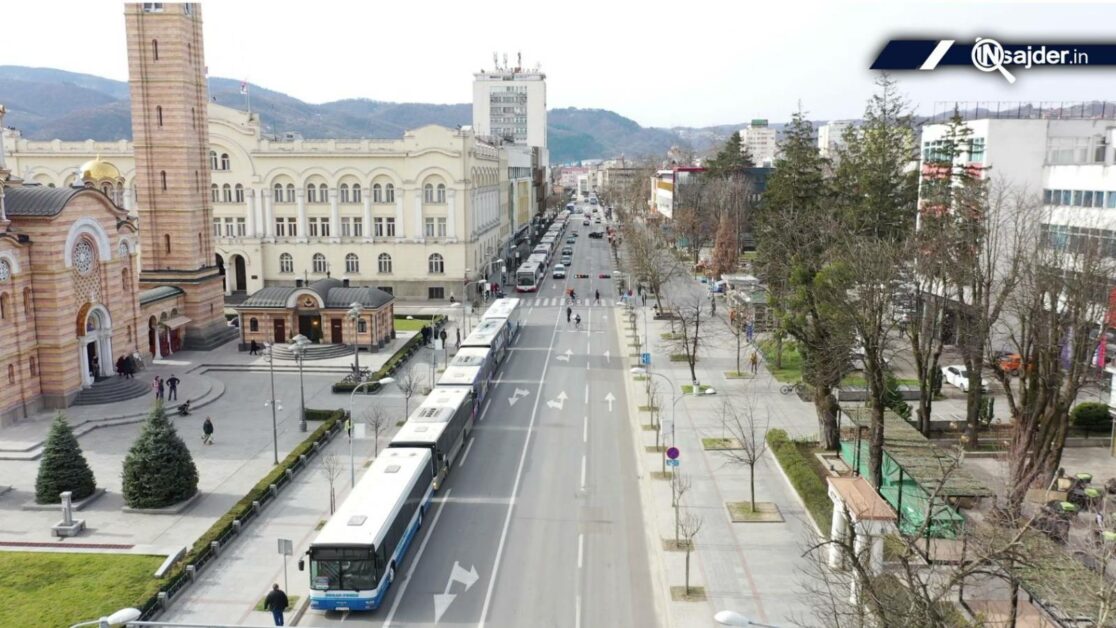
top-left (348, 377), bottom-right (395, 487)
top-left (631, 366), bottom-right (680, 473)
top-left (346, 302), bottom-right (363, 380)
top-left (714, 610), bottom-right (779, 627)
top-left (290, 333), bottom-right (311, 432)
top-left (69, 607), bottom-right (141, 628)
top-left (262, 342), bottom-right (283, 465)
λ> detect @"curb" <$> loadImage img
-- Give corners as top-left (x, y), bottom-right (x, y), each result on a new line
top-left (290, 593), bottom-right (312, 626)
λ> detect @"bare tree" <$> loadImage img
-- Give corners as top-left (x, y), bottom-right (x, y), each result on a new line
top-left (623, 218), bottom-right (682, 313)
top-left (671, 472), bottom-right (692, 546)
top-left (664, 291), bottom-right (708, 386)
top-left (678, 510), bottom-right (704, 595)
top-left (715, 396), bottom-right (769, 512)
top-left (395, 366), bottom-right (426, 418)
top-left (319, 454), bottom-right (343, 514)
top-left (362, 405), bottom-right (390, 459)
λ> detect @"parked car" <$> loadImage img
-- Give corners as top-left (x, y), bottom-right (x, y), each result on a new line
top-left (561, 246), bottom-right (574, 255)
top-left (594, 217), bottom-right (602, 224)
top-left (552, 264), bottom-right (567, 279)
top-left (588, 231), bottom-right (604, 239)
top-left (849, 351), bottom-right (890, 371)
top-left (941, 364), bottom-right (989, 392)
top-left (583, 219), bottom-right (591, 226)
top-left (993, 352), bottom-right (1024, 376)
top-left (560, 254), bottom-right (572, 265)
top-left (566, 236), bottom-right (576, 244)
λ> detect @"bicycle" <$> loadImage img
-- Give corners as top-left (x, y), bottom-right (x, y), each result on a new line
top-left (574, 316), bottom-right (582, 331)
top-left (780, 381), bottom-right (807, 396)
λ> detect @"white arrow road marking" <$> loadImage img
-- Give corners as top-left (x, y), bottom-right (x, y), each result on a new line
top-left (556, 349), bottom-right (573, 362)
top-left (604, 350), bottom-right (610, 364)
top-left (546, 391), bottom-right (568, 410)
top-left (433, 561), bottom-right (479, 623)
top-left (384, 487), bottom-right (453, 627)
top-left (507, 388), bottom-right (529, 407)
top-left (604, 392), bottom-right (616, 412)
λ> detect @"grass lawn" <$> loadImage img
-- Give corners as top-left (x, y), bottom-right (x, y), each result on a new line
top-left (681, 384), bottom-right (714, 394)
top-left (255, 594), bottom-right (302, 612)
top-left (0, 552), bottom-right (164, 628)
top-left (393, 318), bottom-right (430, 332)
top-left (758, 339), bottom-right (803, 383)
top-left (702, 437), bottom-right (742, 450)
top-left (726, 501), bottom-right (784, 523)
top-left (840, 375), bottom-right (920, 388)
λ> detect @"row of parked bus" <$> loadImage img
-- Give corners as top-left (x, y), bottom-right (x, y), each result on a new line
top-left (304, 298), bottom-right (524, 613)
top-left (516, 214), bottom-right (568, 292)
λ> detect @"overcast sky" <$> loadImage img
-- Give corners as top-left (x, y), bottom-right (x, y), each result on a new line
top-left (3, 0), bottom-right (1115, 128)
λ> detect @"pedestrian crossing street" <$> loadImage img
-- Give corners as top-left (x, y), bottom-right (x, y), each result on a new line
top-left (516, 296), bottom-right (626, 308)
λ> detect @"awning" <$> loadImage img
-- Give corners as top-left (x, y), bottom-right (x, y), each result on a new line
top-left (161, 316), bottom-right (192, 330)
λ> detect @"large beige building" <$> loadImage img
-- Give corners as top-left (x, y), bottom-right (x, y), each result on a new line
top-left (5, 103), bottom-right (511, 302)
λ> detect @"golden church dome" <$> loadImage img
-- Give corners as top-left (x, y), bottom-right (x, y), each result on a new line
top-left (79, 156), bottom-right (121, 181)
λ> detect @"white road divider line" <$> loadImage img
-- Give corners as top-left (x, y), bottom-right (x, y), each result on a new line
top-left (459, 436), bottom-right (475, 468)
top-left (383, 487), bottom-right (453, 627)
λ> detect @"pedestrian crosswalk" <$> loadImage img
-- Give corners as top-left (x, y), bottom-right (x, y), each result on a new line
top-left (517, 297), bottom-right (619, 308)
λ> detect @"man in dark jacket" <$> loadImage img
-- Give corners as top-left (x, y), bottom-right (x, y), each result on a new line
top-left (264, 583), bottom-right (289, 626)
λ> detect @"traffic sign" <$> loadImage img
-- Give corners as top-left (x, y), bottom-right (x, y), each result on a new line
top-left (666, 447), bottom-right (680, 460)
top-left (666, 459), bottom-right (680, 467)
top-left (641, 352), bottom-right (651, 365)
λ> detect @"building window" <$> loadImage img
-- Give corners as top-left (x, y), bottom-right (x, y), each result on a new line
top-left (235, 184), bottom-right (244, 203)
top-left (210, 151), bottom-right (218, 170)
top-left (7, 364), bottom-right (13, 385)
top-left (374, 217), bottom-right (384, 237)
top-left (122, 268), bottom-right (130, 292)
top-left (280, 253), bottom-right (294, 273)
top-left (321, 218), bottom-right (330, 237)
top-left (352, 184), bottom-right (362, 203)
top-left (1073, 190), bottom-right (1083, 206)
top-left (164, 234), bottom-right (171, 254)
top-left (286, 217), bottom-right (297, 237)
top-left (152, 39), bottom-right (159, 60)
top-left (437, 183), bottom-right (446, 203)
top-left (142, 3), bottom-right (164, 12)
top-left (308, 217), bottom-right (319, 237)
top-left (437, 217), bottom-right (447, 237)
top-left (1109, 192), bottom-right (1116, 209)
top-left (428, 287), bottom-right (445, 300)
top-left (425, 217), bottom-right (435, 237)
top-left (222, 183), bottom-right (232, 203)
top-left (160, 171), bottom-right (167, 191)
top-left (236, 218), bottom-right (246, 237)
top-left (373, 183), bottom-right (383, 203)
top-left (1096, 191), bottom-right (1106, 208)
top-left (424, 184), bottom-right (434, 203)
top-left (352, 217), bottom-right (362, 237)
top-left (30, 357), bottom-right (37, 377)
top-left (249, 317), bottom-right (259, 331)
top-left (385, 183), bottom-right (395, 202)
top-left (358, 319), bottom-right (367, 333)
top-left (156, 105), bottom-right (163, 127)
top-left (286, 184), bottom-right (295, 203)
top-left (380, 286), bottom-right (394, 296)
top-left (22, 287), bottom-right (31, 315)
top-left (213, 218), bottom-right (221, 236)
top-left (224, 218), bottom-right (235, 237)
top-left (385, 217), bottom-right (395, 236)
top-left (220, 153), bottom-right (230, 171)
top-left (341, 217), bottom-right (352, 237)
top-left (378, 253), bottom-right (392, 274)
top-left (211, 184), bottom-right (220, 202)
top-left (273, 183), bottom-right (282, 201)
top-left (274, 218), bottom-right (285, 237)
top-left (313, 253), bottom-right (328, 274)
top-left (1085, 191), bottom-right (1094, 207)
top-left (307, 184), bottom-right (317, 204)
top-left (1043, 189), bottom-right (1053, 205)
top-left (428, 253), bottom-right (444, 274)
top-left (345, 253), bottom-right (359, 274)
top-left (340, 184), bottom-right (350, 203)
top-left (0, 293), bottom-right (7, 319)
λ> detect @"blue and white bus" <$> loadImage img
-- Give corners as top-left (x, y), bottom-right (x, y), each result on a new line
top-left (437, 347), bottom-right (496, 403)
top-left (515, 261), bottom-right (544, 292)
top-left (390, 387), bottom-right (475, 490)
top-left (481, 297), bottom-right (523, 341)
top-left (461, 318), bottom-right (511, 365)
top-left (304, 447), bottom-right (433, 612)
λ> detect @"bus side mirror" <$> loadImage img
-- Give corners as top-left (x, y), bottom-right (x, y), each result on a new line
top-left (298, 558), bottom-right (305, 572)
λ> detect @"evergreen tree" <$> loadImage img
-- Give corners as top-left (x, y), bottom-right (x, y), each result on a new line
top-left (122, 403), bottom-right (199, 509)
top-left (35, 413), bottom-right (96, 504)
top-left (705, 131), bottom-right (755, 178)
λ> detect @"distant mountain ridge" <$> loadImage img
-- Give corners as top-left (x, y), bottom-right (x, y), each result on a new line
top-left (0, 65), bottom-right (739, 163)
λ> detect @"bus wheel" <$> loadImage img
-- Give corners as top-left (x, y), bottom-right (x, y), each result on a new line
top-left (388, 563), bottom-right (396, 585)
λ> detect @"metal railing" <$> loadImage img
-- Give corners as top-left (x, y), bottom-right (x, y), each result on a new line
top-left (928, 101), bottom-right (1116, 123)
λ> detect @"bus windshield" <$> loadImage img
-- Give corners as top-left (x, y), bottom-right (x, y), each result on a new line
top-left (310, 547), bottom-right (378, 591)
top-left (516, 272), bottom-right (536, 287)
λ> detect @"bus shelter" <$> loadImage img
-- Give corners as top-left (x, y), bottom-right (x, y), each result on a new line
top-left (839, 408), bottom-right (992, 539)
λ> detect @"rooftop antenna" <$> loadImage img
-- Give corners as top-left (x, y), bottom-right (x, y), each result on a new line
top-left (517, 51), bottom-right (522, 70)
top-left (493, 52), bottom-right (498, 69)
top-left (503, 53), bottom-right (508, 70)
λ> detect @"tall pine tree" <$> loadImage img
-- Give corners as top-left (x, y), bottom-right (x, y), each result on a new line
top-left (35, 413), bottom-right (97, 504)
top-left (122, 403), bottom-right (199, 509)
top-left (705, 131), bottom-right (755, 178)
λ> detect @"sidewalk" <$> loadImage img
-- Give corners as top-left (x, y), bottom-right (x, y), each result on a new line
top-left (622, 274), bottom-right (822, 627)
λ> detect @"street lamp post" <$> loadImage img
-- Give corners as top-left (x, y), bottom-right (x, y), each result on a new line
top-left (69, 607), bottom-right (141, 628)
top-left (714, 610), bottom-right (779, 627)
top-left (290, 334), bottom-right (310, 432)
top-left (263, 342), bottom-right (283, 465)
top-left (347, 302), bottom-right (364, 380)
top-left (347, 377), bottom-right (395, 487)
top-left (631, 367), bottom-right (680, 472)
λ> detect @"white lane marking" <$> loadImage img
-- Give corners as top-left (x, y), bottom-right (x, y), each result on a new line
top-left (580, 455), bottom-right (587, 490)
top-left (578, 533), bottom-right (584, 569)
top-left (459, 437), bottom-right (475, 468)
top-left (575, 595), bottom-right (582, 628)
top-left (478, 294), bottom-right (564, 627)
top-left (480, 397), bottom-right (491, 421)
top-left (383, 487), bottom-right (453, 627)
top-left (584, 383), bottom-right (589, 403)
top-left (583, 415), bottom-right (588, 444)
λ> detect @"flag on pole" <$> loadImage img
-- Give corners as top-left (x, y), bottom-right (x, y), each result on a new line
top-left (240, 80), bottom-right (248, 95)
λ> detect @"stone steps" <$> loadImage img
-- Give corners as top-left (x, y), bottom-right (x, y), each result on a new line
top-left (72, 377), bottom-right (151, 406)
top-left (268, 343), bottom-right (356, 361)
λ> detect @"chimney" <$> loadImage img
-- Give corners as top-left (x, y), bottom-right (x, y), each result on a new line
top-left (295, 279), bottom-right (304, 287)
top-left (342, 278), bottom-right (350, 287)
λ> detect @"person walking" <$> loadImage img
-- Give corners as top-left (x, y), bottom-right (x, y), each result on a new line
top-left (594, 289), bottom-right (600, 305)
top-left (566, 305), bottom-right (572, 324)
top-left (123, 354), bottom-right (134, 379)
top-left (440, 328), bottom-right (448, 346)
top-left (249, 339), bottom-right (259, 355)
top-left (641, 292), bottom-right (647, 307)
top-left (202, 416), bottom-right (214, 445)
top-left (749, 351), bottom-right (759, 374)
top-left (264, 583), bottom-right (289, 626)
top-left (115, 355), bottom-right (126, 378)
top-left (166, 374), bottom-right (180, 401)
top-left (90, 355), bottom-right (99, 380)
top-left (152, 376), bottom-right (162, 400)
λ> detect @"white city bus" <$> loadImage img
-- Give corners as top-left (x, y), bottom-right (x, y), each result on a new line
top-left (304, 447), bottom-right (433, 612)
top-left (461, 318), bottom-right (511, 365)
top-left (481, 297), bottom-right (523, 340)
top-left (389, 386), bottom-right (475, 490)
top-left (516, 261), bottom-right (544, 292)
top-left (437, 346), bottom-right (496, 403)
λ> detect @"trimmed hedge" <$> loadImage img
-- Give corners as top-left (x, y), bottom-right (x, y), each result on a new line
top-left (1071, 401), bottom-right (1112, 432)
top-left (305, 408), bottom-right (343, 422)
top-left (332, 330), bottom-right (428, 394)
top-left (767, 429), bottom-right (832, 534)
top-left (395, 313), bottom-right (446, 322)
top-left (153, 409), bottom-right (345, 595)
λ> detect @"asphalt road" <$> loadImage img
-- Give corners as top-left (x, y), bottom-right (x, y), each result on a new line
top-left (308, 204), bottom-right (656, 628)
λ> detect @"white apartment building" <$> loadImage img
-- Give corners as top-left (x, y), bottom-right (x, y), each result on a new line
top-left (818, 121), bottom-right (852, 158)
top-left (472, 58), bottom-right (548, 166)
top-left (4, 103), bottom-right (510, 302)
top-left (741, 119), bottom-right (778, 167)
